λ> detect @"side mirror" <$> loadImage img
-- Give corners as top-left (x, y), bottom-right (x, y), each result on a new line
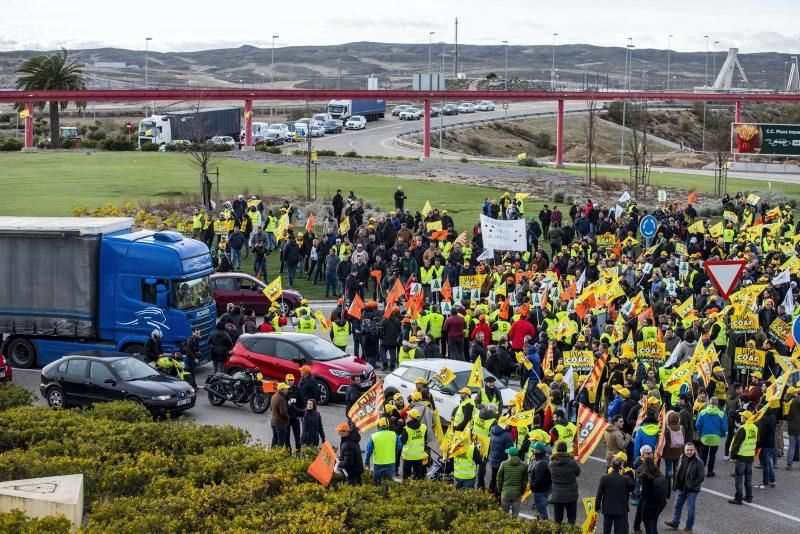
top-left (104, 378), bottom-right (116, 385)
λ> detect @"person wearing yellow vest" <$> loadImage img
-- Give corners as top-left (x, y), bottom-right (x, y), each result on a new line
top-left (472, 406), bottom-right (495, 489)
top-left (549, 408), bottom-right (577, 454)
top-left (295, 309), bottom-right (317, 334)
top-left (728, 410), bottom-right (758, 505)
top-left (474, 376), bottom-right (502, 412)
top-left (491, 316), bottom-right (511, 342)
top-left (191, 208), bottom-right (204, 239)
top-left (638, 318), bottom-right (658, 342)
top-left (330, 317), bottom-right (351, 351)
top-left (709, 317), bottom-right (727, 357)
top-left (365, 417), bottom-right (402, 485)
top-left (400, 408), bottom-right (429, 480)
top-left (426, 305), bottom-right (445, 355)
top-left (453, 439), bottom-right (483, 489)
top-left (398, 337), bottom-right (421, 363)
top-left (452, 388), bottom-right (476, 431)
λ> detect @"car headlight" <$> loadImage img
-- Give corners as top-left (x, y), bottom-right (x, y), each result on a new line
top-left (329, 369), bottom-right (352, 378)
top-left (151, 394), bottom-right (171, 401)
top-left (187, 388), bottom-right (195, 395)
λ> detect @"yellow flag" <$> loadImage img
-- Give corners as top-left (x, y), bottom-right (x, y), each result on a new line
top-left (709, 221), bottom-right (724, 238)
top-left (581, 497), bottom-right (598, 534)
top-left (426, 220), bottom-right (443, 232)
top-left (515, 192), bottom-right (529, 201)
top-left (506, 409), bottom-right (535, 427)
top-left (517, 152), bottom-right (527, 160)
top-left (663, 359), bottom-right (693, 395)
top-left (673, 295), bottom-right (694, 317)
top-left (314, 310), bottom-right (330, 331)
top-left (338, 216), bottom-right (350, 236)
top-left (263, 276), bottom-right (283, 302)
top-left (687, 220), bottom-right (705, 234)
top-left (421, 200), bottom-right (432, 217)
top-left (19, 109), bottom-right (30, 119)
top-left (467, 356), bottom-right (484, 388)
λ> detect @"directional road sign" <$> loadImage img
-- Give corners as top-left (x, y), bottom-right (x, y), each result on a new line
top-left (639, 215), bottom-right (657, 239)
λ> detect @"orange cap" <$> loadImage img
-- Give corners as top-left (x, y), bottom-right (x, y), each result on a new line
top-left (300, 365), bottom-right (312, 373)
top-left (336, 423), bottom-right (351, 432)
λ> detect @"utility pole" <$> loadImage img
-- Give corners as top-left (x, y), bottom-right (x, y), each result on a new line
top-left (454, 17), bottom-right (459, 78)
top-left (713, 40), bottom-right (719, 84)
top-left (667, 34), bottom-right (672, 90)
top-left (551, 33), bottom-right (558, 90)
top-left (440, 46), bottom-right (447, 151)
top-left (271, 34), bottom-right (278, 121)
top-left (503, 40), bottom-right (509, 118)
top-left (145, 37), bottom-right (152, 116)
top-left (428, 32), bottom-right (435, 72)
top-left (704, 35), bottom-right (709, 88)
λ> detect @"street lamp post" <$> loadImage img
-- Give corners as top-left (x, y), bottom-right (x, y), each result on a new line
top-left (667, 34), bottom-right (673, 91)
top-left (704, 35), bottom-right (709, 88)
top-left (271, 35), bottom-right (279, 121)
top-left (502, 40), bottom-right (509, 118)
top-left (713, 40), bottom-right (719, 86)
top-left (439, 46), bottom-right (447, 151)
top-left (145, 37), bottom-right (152, 116)
top-left (551, 33), bottom-right (558, 90)
top-left (621, 39), bottom-right (633, 165)
top-left (428, 32), bottom-right (435, 73)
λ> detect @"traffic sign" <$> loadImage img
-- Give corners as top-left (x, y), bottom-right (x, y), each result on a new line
top-left (792, 315), bottom-right (800, 347)
top-left (704, 259), bottom-right (746, 300)
top-left (125, 122), bottom-right (133, 132)
top-left (502, 102), bottom-right (509, 110)
top-left (639, 215), bottom-right (657, 239)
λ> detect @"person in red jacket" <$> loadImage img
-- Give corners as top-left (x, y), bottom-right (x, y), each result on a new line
top-left (508, 313), bottom-right (536, 351)
top-left (470, 315), bottom-right (492, 348)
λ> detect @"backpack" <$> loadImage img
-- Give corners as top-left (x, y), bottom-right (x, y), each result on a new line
top-left (652, 474), bottom-right (671, 502)
top-left (668, 425), bottom-right (684, 448)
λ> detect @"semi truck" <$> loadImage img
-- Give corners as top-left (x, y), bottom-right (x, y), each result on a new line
top-left (138, 107), bottom-right (241, 147)
top-left (0, 217), bottom-right (217, 368)
top-left (326, 99), bottom-right (386, 122)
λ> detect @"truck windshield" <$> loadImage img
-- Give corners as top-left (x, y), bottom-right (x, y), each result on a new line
top-left (327, 105), bottom-right (345, 113)
top-left (139, 121), bottom-right (156, 135)
top-left (173, 276), bottom-right (213, 310)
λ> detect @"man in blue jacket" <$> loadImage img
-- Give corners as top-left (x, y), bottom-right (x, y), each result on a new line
top-left (527, 343), bottom-right (543, 387)
top-left (695, 397), bottom-right (728, 477)
top-left (633, 408), bottom-right (661, 463)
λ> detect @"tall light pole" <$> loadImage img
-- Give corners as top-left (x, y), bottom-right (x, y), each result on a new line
top-left (704, 35), bottom-right (709, 88)
top-left (145, 37), bottom-right (152, 116)
top-left (667, 34), bottom-right (673, 90)
top-left (502, 40), bottom-right (509, 118)
top-left (551, 33), bottom-right (558, 90)
top-left (621, 39), bottom-right (634, 165)
top-left (439, 46), bottom-right (448, 151)
top-left (271, 35), bottom-right (279, 88)
top-left (713, 40), bottom-right (719, 84)
top-left (428, 32), bottom-right (435, 72)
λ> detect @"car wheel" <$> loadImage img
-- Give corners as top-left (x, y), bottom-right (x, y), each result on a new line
top-left (124, 344), bottom-right (145, 356)
top-left (125, 395), bottom-right (144, 405)
top-left (207, 383), bottom-right (227, 406)
top-left (317, 380), bottom-right (331, 406)
top-left (250, 390), bottom-right (271, 413)
top-left (46, 387), bottom-right (65, 409)
top-left (277, 300), bottom-right (292, 316)
top-left (6, 338), bottom-right (36, 368)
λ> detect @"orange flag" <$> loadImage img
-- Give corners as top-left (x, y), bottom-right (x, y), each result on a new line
top-left (407, 291), bottom-right (425, 319)
top-left (440, 277), bottom-right (453, 301)
top-left (307, 440), bottom-right (337, 486)
top-left (384, 279), bottom-right (405, 318)
top-left (499, 298), bottom-right (510, 320)
top-left (371, 269), bottom-right (383, 287)
top-left (305, 213), bottom-right (315, 233)
top-left (786, 332), bottom-right (796, 349)
top-left (348, 293), bottom-right (365, 320)
top-left (543, 343), bottom-right (554, 371)
top-left (687, 191), bottom-right (697, 204)
top-left (431, 229), bottom-right (449, 241)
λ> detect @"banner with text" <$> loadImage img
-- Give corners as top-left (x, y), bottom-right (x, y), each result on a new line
top-left (479, 214), bottom-right (527, 252)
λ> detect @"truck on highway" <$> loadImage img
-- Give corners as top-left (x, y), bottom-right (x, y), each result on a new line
top-left (326, 99), bottom-right (385, 122)
top-left (0, 217), bottom-right (217, 368)
top-left (138, 107), bottom-right (241, 147)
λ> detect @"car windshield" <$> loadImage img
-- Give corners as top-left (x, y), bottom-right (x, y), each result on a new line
top-left (173, 276), bottom-right (213, 310)
top-left (111, 358), bottom-right (159, 381)
top-left (268, 124), bottom-right (284, 131)
top-left (324, 121), bottom-right (336, 126)
top-left (451, 370), bottom-right (506, 390)
top-left (297, 337), bottom-right (347, 361)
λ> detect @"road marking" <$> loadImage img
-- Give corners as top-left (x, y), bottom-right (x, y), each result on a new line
top-left (587, 455), bottom-right (800, 523)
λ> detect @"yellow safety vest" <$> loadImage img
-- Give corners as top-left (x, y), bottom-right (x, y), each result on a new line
top-left (428, 313), bottom-right (444, 338)
top-left (554, 422), bottom-right (577, 453)
top-left (248, 211), bottom-right (260, 229)
top-left (723, 228), bottom-right (735, 243)
top-left (479, 388), bottom-right (501, 411)
top-left (264, 216), bottom-right (276, 233)
top-left (192, 214), bottom-right (203, 229)
top-left (453, 443), bottom-right (477, 480)
top-left (420, 266), bottom-right (436, 284)
top-left (737, 423), bottom-right (758, 457)
top-left (713, 320), bottom-right (727, 346)
top-left (214, 220), bottom-right (226, 233)
top-left (297, 318), bottom-right (316, 334)
top-left (492, 320), bottom-right (511, 341)
top-left (331, 321), bottom-right (350, 347)
top-left (452, 398), bottom-right (476, 429)
top-left (398, 347), bottom-right (416, 363)
top-left (641, 326), bottom-right (658, 341)
top-left (472, 415), bottom-right (492, 439)
top-left (271, 316), bottom-right (282, 332)
top-left (372, 429), bottom-right (398, 465)
top-left (402, 424), bottom-right (427, 460)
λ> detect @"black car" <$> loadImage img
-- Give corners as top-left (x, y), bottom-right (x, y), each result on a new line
top-left (39, 351), bottom-right (196, 414)
top-left (323, 120), bottom-right (343, 134)
top-left (442, 103), bottom-right (459, 116)
top-left (256, 133), bottom-right (284, 146)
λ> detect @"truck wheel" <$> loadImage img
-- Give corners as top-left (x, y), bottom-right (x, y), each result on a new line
top-left (317, 380), bottom-right (331, 406)
top-left (124, 344), bottom-right (145, 356)
top-left (7, 338), bottom-right (36, 368)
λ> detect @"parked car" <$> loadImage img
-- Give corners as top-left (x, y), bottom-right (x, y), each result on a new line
top-left (457, 102), bottom-right (477, 113)
top-left (477, 100), bottom-right (496, 111)
top-left (158, 139), bottom-right (191, 152)
top-left (323, 119), bottom-right (343, 134)
top-left (39, 352), bottom-right (196, 413)
top-left (345, 115), bottom-right (367, 130)
top-left (392, 104), bottom-right (412, 116)
top-left (267, 123), bottom-right (290, 137)
top-left (312, 113), bottom-right (332, 126)
top-left (293, 119), bottom-right (312, 137)
top-left (399, 107), bottom-right (422, 120)
top-left (209, 272), bottom-right (302, 315)
top-left (429, 106), bottom-right (441, 117)
top-left (442, 103), bottom-right (459, 115)
top-left (309, 125), bottom-right (326, 137)
top-left (255, 132), bottom-right (284, 146)
top-left (226, 333), bottom-right (376, 405)
top-left (0, 353), bottom-right (11, 381)
top-left (382, 358), bottom-right (517, 423)
top-left (210, 135), bottom-right (237, 147)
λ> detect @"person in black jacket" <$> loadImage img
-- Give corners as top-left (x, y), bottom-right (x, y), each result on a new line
top-left (285, 375), bottom-right (305, 452)
top-left (332, 190), bottom-right (345, 221)
top-left (144, 329), bottom-right (163, 363)
top-left (283, 238), bottom-right (302, 287)
top-left (529, 442), bottom-right (552, 519)
top-left (181, 329), bottom-right (201, 385)
top-left (595, 457), bottom-right (635, 534)
top-left (298, 365), bottom-right (321, 405)
top-left (394, 186), bottom-right (407, 211)
top-left (664, 442), bottom-right (705, 532)
top-left (300, 399), bottom-right (325, 447)
top-left (344, 375), bottom-right (364, 417)
top-left (337, 423), bottom-right (364, 485)
top-left (208, 324), bottom-right (233, 374)
top-left (757, 405), bottom-right (777, 488)
top-left (380, 309), bottom-right (402, 371)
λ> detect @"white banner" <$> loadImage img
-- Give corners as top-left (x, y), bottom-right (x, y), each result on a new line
top-left (479, 215), bottom-right (527, 252)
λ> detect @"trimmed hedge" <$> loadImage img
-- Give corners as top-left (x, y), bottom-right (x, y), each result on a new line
top-left (0, 395), bottom-right (577, 533)
top-left (0, 383), bottom-right (34, 411)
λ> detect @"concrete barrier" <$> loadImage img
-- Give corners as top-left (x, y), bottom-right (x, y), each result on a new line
top-left (0, 474), bottom-right (84, 530)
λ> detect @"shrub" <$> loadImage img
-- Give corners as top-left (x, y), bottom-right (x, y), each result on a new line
top-left (102, 137), bottom-right (136, 151)
top-left (0, 383), bottom-right (34, 411)
top-left (210, 143), bottom-right (234, 152)
top-left (606, 100), bottom-right (624, 123)
top-left (553, 190), bottom-right (566, 203)
top-left (87, 129), bottom-right (107, 141)
top-left (0, 139), bottom-right (23, 151)
top-left (291, 149), bottom-right (307, 156)
top-left (0, 113), bottom-right (10, 123)
top-left (256, 146), bottom-right (282, 154)
top-left (139, 142), bottom-right (161, 152)
top-left (316, 149), bottom-right (337, 157)
top-left (594, 175), bottom-right (619, 191)
top-left (532, 131), bottom-right (552, 150)
top-left (465, 135), bottom-right (490, 153)
top-left (342, 151), bottom-right (361, 158)
top-left (460, 156), bottom-right (469, 163)
top-left (0, 510), bottom-right (71, 534)
top-left (518, 156), bottom-right (540, 167)
top-left (80, 140), bottom-right (99, 149)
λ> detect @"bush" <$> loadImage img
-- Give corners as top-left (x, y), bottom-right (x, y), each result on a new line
top-left (81, 140), bottom-right (99, 149)
top-left (0, 139), bottom-right (23, 151)
top-left (460, 156), bottom-right (469, 163)
top-left (0, 383), bottom-right (34, 411)
top-left (342, 151), bottom-right (361, 158)
top-left (256, 146), bottom-right (282, 154)
top-left (518, 156), bottom-right (540, 167)
top-left (291, 149), bottom-right (307, 156)
top-left (102, 137), bottom-right (136, 151)
top-left (606, 100), bottom-right (624, 123)
top-left (0, 510), bottom-right (71, 534)
top-left (553, 190), bottom-right (566, 203)
top-left (532, 131), bottom-right (552, 150)
top-left (87, 129), bottom-right (107, 141)
top-left (316, 149), bottom-right (336, 157)
top-left (210, 143), bottom-right (234, 152)
top-left (139, 142), bottom-right (161, 152)
top-left (0, 113), bottom-right (10, 123)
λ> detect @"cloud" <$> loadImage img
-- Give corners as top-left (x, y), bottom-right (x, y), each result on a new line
top-left (0, 36), bottom-right (19, 51)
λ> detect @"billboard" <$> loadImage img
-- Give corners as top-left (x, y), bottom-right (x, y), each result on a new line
top-left (731, 122), bottom-right (800, 156)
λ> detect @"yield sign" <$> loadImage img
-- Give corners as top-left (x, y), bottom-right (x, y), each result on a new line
top-left (704, 259), bottom-right (746, 300)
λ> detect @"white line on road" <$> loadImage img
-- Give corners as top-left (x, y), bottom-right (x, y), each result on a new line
top-left (586, 455), bottom-right (800, 524)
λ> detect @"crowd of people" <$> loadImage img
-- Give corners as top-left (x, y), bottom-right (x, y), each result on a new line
top-left (202, 185), bottom-right (800, 533)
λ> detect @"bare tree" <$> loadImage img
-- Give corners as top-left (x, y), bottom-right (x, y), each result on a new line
top-left (583, 100), bottom-right (598, 184)
top-left (705, 106), bottom-right (733, 196)
top-left (182, 96), bottom-right (220, 211)
top-left (624, 101), bottom-right (651, 198)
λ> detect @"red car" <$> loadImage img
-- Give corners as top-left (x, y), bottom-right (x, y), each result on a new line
top-left (225, 332), bottom-right (375, 405)
top-left (209, 272), bottom-right (302, 315)
top-left (0, 353), bottom-right (12, 381)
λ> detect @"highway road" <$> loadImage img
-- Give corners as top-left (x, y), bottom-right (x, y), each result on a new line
top-left (8, 315), bottom-right (800, 533)
top-left (307, 100), bottom-right (587, 157)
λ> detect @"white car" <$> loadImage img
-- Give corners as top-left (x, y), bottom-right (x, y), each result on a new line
top-left (392, 104), bottom-right (412, 116)
top-left (312, 113), bottom-right (332, 126)
top-left (267, 123), bottom-right (290, 137)
top-left (309, 125), bottom-right (326, 137)
top-left (293, 119), bottom-right (311, 137)
top-left (345, 115), bottom-right (367, 130)
top-left (210, 135), bottom-right (236, 147)
top-left (457, 102), bottom-right (477, 113)
top-left (477, 100), bottom-right (496, 111)
top-left (382, 358), bottom-right (517, 423)
top-left (399, 107), bottom-right (421, 120)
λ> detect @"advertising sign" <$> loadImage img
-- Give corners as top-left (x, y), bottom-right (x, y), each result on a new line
top-left (731, 122), bottom-right (800, 156)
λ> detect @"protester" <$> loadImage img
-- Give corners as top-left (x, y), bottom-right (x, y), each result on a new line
top-left (549, 441), bottom-right (581, 525)
top-left (665, 443), bottom-right (704, 532)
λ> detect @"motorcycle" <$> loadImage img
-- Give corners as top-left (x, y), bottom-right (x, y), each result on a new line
top-left (155, 353), bottom-right (196, 387)
top-left (205, 368), bottom-right (271, 414)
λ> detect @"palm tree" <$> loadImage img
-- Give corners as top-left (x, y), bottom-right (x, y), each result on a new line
top-left (16, 48), bottom-right (87, 149)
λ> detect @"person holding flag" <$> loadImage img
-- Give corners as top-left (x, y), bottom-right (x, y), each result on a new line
top-left (400, 408), bottom-right (429, 481)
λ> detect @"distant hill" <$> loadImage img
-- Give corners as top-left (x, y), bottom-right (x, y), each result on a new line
top-left (0, 42), bottom-right (794, 92)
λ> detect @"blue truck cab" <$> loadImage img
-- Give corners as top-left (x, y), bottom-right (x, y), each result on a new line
top-left (0, 217), bottom-right (216, 368)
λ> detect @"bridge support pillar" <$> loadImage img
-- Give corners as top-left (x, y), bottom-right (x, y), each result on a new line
top-left (734, 100), bottom-right (742, 162)
top-left (422, 99), bottom-right (431, 158)
top-left (555, 99), bottom-right (564, 168)
top-left (23, 102), bottom-right (34, 151)
top-left (243, 99), bottom-right (254, 150)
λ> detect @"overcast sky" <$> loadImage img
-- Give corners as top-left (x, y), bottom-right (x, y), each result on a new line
top-left (2, 0), bottom-right (799, 54)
